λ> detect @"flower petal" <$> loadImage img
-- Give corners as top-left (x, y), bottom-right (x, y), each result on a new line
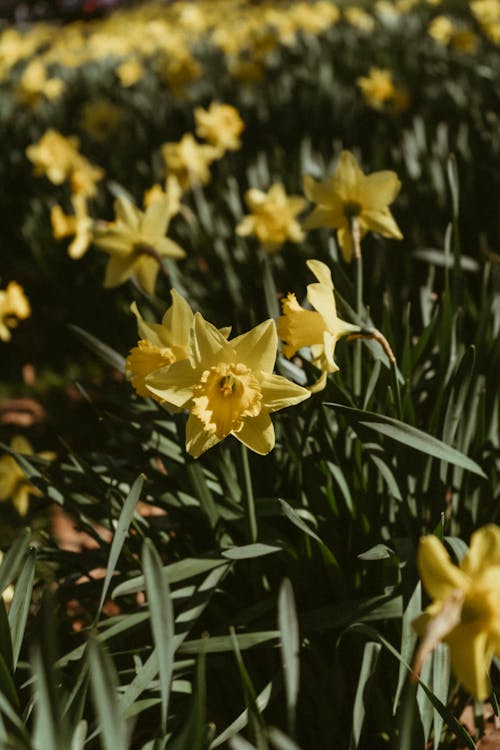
top-left (146, 359), bottom-right (198, 407)
top-left (359, 171), bottom-right (401, 210)
top-left (447, 623), bottom-right (493, 700)
top-left (236, 412), bottom-right (275, 455)
top-left (134, 257), bottom-right (159, 296)
top-left (362, 209), bottom-right (403, 240)
top-left (417, 535), bottom-right (470, 601)
top-left (103, 255), bottom-right (134, 288)
top-left (186, 413), bottom-right (221, 458)
top-left (142, 197), bottom-right (170, 238)
top-left (461, 525), bottom-right (500, 576)
top-left (259, 372), bottom-right (311, 412)
top-left (114, 195), bottom-right (141, 230)
top-left (191, 313), bottom-right (227, 369)
top-left (303, 205), bottom-right (344, 231)
top-left (231, 319), bottom-right (277, 374)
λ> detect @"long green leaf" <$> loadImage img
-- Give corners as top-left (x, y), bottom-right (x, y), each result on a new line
top-left (112, 558), bottom-right (227, 598)
top-left (278, 579), bottom-right (299, 737)
top-left (88, 638), bottom-right (128, 750)
top-left (8, 548), bottom-right (36, 668)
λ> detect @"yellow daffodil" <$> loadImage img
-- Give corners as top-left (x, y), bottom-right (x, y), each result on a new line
top-left (357, 67), bottom-right (396, 108)
top-left (116, 57), bottom-right (144, 87)
top-left (94, 195), bottom-right (185, 295)
top-left (146, 314), bottom-right (310, 457)
top-left (277, 260), bottom-right (359, 389)
top-left (26, 129), bottom-right (80, 185)
top-left (0, 281), bottom-right (31, 342)
top-left (303, 150), bottom-right (403, 261)
top-left (143, 175), bottom-right (182, 218)
top-left (81, 99), bottom-right (123, 142)
top-left (126, 290), bottom-right (194, 400)
top-left (194, 102), bottom-right (244, 152)
top-left (162, 134), bottom-right (220, 191)
top-left (236, 183), bottom-right (306, 251)
top-left (0, 436), bottom-right (54, 516)
top-left (70, 156), bottom-right (105, 199)
top-left (15, 59), bottom-right (65, 108)
top-left (343, 7), bottom-right (375, 32)
top-left (471, 0), bottom-right (500, 43)
top-left (413, 526), bottom-right (500, 700)
top-left (50, 194), bottom-right (93, 259)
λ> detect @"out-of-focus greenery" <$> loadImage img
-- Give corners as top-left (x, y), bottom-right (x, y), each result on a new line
top-left (0, 0), bottom-right (499, 748)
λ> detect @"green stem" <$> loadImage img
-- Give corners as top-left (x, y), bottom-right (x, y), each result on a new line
top-left (352, 219), bottom-right (363, 399)
top-left (240, 443), bottom-right (257, 543)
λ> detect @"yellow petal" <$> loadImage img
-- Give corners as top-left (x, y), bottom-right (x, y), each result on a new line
top-left (190, 313), bottom-right (227, 369)
top-left (417, 535), bottom-right (470, 601)
top-left (11, 436), bottom-right (34, 455)
top-left (335, 150), bottom-right (365, 196)
top-left (104, 254), bottom-right (134, 288)
top-left (236, 412), bottom-right (275, 455)
top-left (134, 257), bottom-right (159, 296)
top-left (146, 359), bottom-right (199, 408)
top-left (303, 205), bottom-right (344, 231)
top-left (163, 289), bottom-right (194, 345)
top-left (259, 372), bottom-right (311, 412)
top-left (155, 237), bottom-right (186, 259)
top-left (231, 319), bottom-right (277, 375)
top-left (114, 196), bottom-right (141, 230)
top-left (186, 413), bottom-right (221, 458)
top-left (361, 209), bottom-right (403, 240)
top-left (447, 623), bottom-right (493, 700)
top-left (142, 197), bottom-right (170, 239)
top-left (461, 525), bottom-right (500, 576)
top-left (359, 171), bottom-right (401, 210)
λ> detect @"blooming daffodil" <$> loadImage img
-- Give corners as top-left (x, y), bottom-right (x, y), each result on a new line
top-left (236, 183), bottom-right (306, 252)
top-left (146, 314), bottom-right (310, 457)
top-left (0, 436), bottom-right (55, 516)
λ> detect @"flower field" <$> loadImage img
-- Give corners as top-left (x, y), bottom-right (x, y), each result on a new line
top-left (0, 0), bottom-right (499, 747)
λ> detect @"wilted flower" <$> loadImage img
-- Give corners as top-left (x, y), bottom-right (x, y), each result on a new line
top-left (162, 134), bottom-right (220, 191)
top-left (236, 183), bottom-right (306, 251)
top-left (126, 290), bottom-right (194, 400)
top-left (0, 281), bottom-right (31, 342)
top-left (277, 260), bottom-right (359, 389)
top-left (94, 195), bottom-right (185, 295)
top-left (146, 314), bottom-right (310, 457)
top-left (0, 436), bottom-right (54, 516)
top-left (303, 150), bottom-right (402, 261)
top-left (194, 102), bottom-right (244, 152)
top-left (413, 526), bottom-right (500, 700)
top-left (50, 194), bottom-right (93, 259)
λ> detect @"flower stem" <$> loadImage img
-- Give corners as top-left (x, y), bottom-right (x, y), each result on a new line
top-left (240, 443), bottom-right (257, 543)
top-left (351, 218), bottom-right (363, 399)
top-left (348, 328), bottom-right (403, 419)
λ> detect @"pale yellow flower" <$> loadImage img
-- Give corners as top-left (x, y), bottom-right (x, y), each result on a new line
top-left (277, 260), bottom-right (359, 388)
top-left (428, 16), bottom-right (454, 44)
top-left (0, 281), bottom-right (31, 342)
top-left (413, 526), bottom-right (500, 700)
top-left (146, 314), bottom-right (310, 457)
top-left (94, 195), bottom-right (185, 295)
top-left (343, 7), bottom-right (375, 32)
top-left (126, 290), bottom-right (194, 400)
top-left (70, 156), bottom-right (105, 199)
top-left (162, 134), bottom-right (220, 191)
top-left (143, 175), bottom-right (182, 219)
top-left (357, 67), bottom-right (396, 109)
top-left (236, 184), bottom-right (306, 252)
top-left (81, 99), bottom-right (123, 142)
top-left (0, 436), bottom-right (54, 516)
top-left (26, 129), bottom-right (80, 185)
top-left (50, 194), bottom-right (93, 260)
top-left (303, 150), bottom-right (403, 261)
top-left (15, 59), bottom-right (65, 108)
top-left (194, 103), bottom-right (244, 152)
top-left (116, 57), bottom-right (144, 87)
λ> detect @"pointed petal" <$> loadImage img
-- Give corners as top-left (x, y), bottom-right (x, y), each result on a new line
top-left (447, 624), bottom-right (493, 700)
top-left (360, 170), bottom-right (401, 210)
top-left (186, 414), bottom-right (221, 458)
top-left (163, 290), bottom-right (194, 346)
top-left (462, 525), bottom-right (500, 576)
top-left (130, 302), bottom-right (166, 347)
top-left (191, 313), bottom-right (227, 369)
top-left (362, 209), bottom-right (403, 240)
top-left (114, 196), bottom-right (141, 230)
top-left (259, 372), bottom-right (311, 412)
top-left (335, 150), bottom-right (365, 195)
top-left (303, 205), bottom-right (343, 231)
top-left (11, 436), bottom-right (33, 455)
top-left (417, 535), bottom-right (470, 601)
top-left (142, 197), bottom-right (170, 238)
top-left (155, 236), bottom-right (186, 259)
top-left (337, 227), bottom-right (355, 262)
top-left (94, 230), bottom-right (133, 255)
top-left (236, 412), bottom-right (275, 455)
top-left (146, 359), bottom-right (198, 407)
top-left (231, 319), bottom-right (277, 374)
top-left (104, 255), bottom-right (135, 288)
top-left (134, 257), bottom-right (159, 296)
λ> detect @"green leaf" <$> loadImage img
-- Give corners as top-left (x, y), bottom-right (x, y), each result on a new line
top-left (349, 641), bottom-right (381, 749)
top-left (267, 727), bottom-right (302, 750)
top-left (324, 404), bottom-right (486, 478)
top-left (69, 324), bottom-right (126, 371)
top-left (169, 649), bottom-right (207, 750)
top-left (209, 682), bottom-right (273, 749)
top-left (278, 579), bottom-right (299, 737)
top-left (71, 721), bottom-right (88, 750)
top-left (0, 529), bottom-right (31, 595)
top-left (112, 558), bottom-right (227, 598)
top-left (179, 631), bottom-right (280, 655)
top-left (143, 539), bottom-right (175, 732)
top-left (96, 475), bottom-right (143, 620)
top-left (222, 544), bottom-right (283, 560)
top-left (8, 548), bottom-right (36, 668)
top-left (88, 638), bottom-right (128, 750)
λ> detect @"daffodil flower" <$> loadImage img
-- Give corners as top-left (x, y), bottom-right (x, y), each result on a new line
top-left (236, 183), bottom-right (305, 251)
top-left (146, 314), bottom-right (310, 457)
top-left (94, 195), bottom-right (185, 295)
top-left (303, 150), bottom-right (403, 261)
top-left (50, 193), bottom-right (93, 259)
top-left (194, 102), bottom-right (244, 152)
top-left (413, 525), bottom-right (500, 700)
top-left (0, 281), bottom-right (31, 342)
top-left (277, 260), bottom-right (360, 389)
top-left (0, 436), bottom-right (55, 516)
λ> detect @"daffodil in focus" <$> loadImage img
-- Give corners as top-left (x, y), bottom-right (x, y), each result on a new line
top-left (146, 314), bottom-right (310, 457)
top-left (126, 290), bottom-right (194, 400)
top-left (303, 150), bottom-right (402, 261)
top-left (277, 260), bottom-right (359, 389)
top-left (0, 436), bottom-right (54, 516)
top-left (194, 102), bottom-right (244, 152)
top-left (236, 183), bottom-right (306, 251)
top-left (413, 525), bottom-right (500, 700)
top-left (162, 134), bottom-right (220, 191)
top-left (94, 195), bottom-right (185, 295)
top-left (0, 281), bottom-right (31, 341)
top-left (50, 194), bottom-right (93, 259)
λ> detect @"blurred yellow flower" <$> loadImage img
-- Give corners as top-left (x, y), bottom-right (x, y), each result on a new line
top-left (146, 314), bottom-right (310, 457)
top-left (70, 157), bottom-right (105, 199)
top-left (357, 67), bottom-right (395, 108)
top-left (343, 7), bottom-right (375, 32)
top-left (471, 0), bottom-right (500, 42)
top-left (0, 436), bottom-right (54, 516)
top-left (162, 133), bottom-right (220, 191)
top-left (15, 59), bottom-right (65, 108)
top-left (236, 183), bottom-right (306, 251)
top-left (116, 57), bottom-right (144, 87)
top-left (194, 102), bottom-right (244, 152)
top-left (50, 194), bottom-right (93, 260)
top-left (81, 99), bottom-right (123, 142)
top-left (413, 526), bottom-right (500, 700)
top-left (303, 150), bottom-right (402, 261)
top-left (26, 129), bottom-right (80, 185)
top-left (94, 195), bottom-right (185, 295)
top-left (0, 281), bottom-right (31, 342)
top-left (126, 290), bottom-right (194, 400)
top-left (143, 175), bottom-right (182, 218)
top-left (428, 15), bottom-right (454, 44)
top-left (277, 260), bottom-right (359, 389)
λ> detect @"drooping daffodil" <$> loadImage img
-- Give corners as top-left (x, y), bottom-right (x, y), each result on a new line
top-left (303, 150), bottom-right (403, 261)
top-left (146, 314), bottom-right (310, 457)
top-left (412, 525), bottom-right (500, 700)
top-left (93, 195), bottom-right (185, 295)
top-left (277, 260), bottom-right (360, 390)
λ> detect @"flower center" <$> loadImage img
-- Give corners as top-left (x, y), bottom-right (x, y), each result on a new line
top-left (192, 362), bottom-right (262, 438)
top-left (343, 200), bottom-right (362, 219)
